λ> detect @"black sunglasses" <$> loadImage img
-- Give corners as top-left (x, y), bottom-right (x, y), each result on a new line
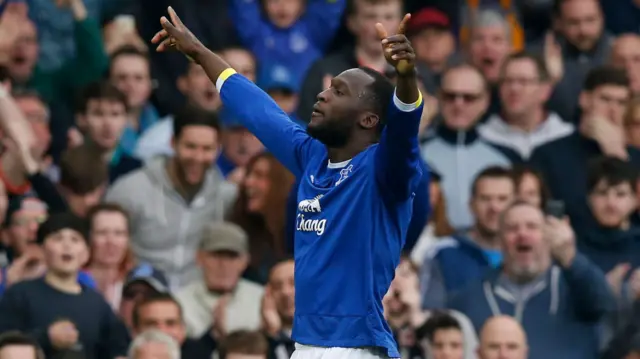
top-left (441, 90), bottom-right (483, 103)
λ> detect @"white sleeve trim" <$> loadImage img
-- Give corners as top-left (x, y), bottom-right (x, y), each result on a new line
top-left (393, 89), bottom-right (422, 112)
top-left (215, 76), bottom-right (225, 92)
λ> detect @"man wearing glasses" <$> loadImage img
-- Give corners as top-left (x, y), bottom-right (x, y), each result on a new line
top-left (420, 63), bottom-right (520, 231)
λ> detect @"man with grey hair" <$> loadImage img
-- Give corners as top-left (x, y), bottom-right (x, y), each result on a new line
top-left (448, 200), bottom-right (614, 359)
top-left (128, 330), bottom-right (181, 359)
top-left (467, 8), bottom-right (513, 86)
top-left (466, 8), bottom-right (513, 115)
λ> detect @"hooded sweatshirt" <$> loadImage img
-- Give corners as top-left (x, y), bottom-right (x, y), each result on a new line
top-left (105, 157), bottom-right (237, 289)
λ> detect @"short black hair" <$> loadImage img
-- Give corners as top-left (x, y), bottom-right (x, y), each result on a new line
top-left (132, 292), bottom-right (183, 329)
top-left (583, 66), bottom-right (629, 91)
top-left (0, 331), bottom-right (44, 359)
top-left (172, 106), bottom-right (221, 139)
top-left (471, 166), bottom-right (515, 196)
top-left (75, 81), bottom-right (128, 115)
top-left (109, 45), bottom-right (149, 76)
top-left (587, 156), bottom-right (638, 193)
top-left (358, 67), bottom-right (395, 133)
top-left (502, 51), bottom-right (550, 82)
top-left (419, 311), bottom-right (462, 342)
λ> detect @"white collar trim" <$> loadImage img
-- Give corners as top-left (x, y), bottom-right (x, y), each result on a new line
top-left (327, 159), bottom-right (352, 169)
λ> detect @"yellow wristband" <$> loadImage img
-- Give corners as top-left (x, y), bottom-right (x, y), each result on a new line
top-left (215, 68), bottom-right (237, 92)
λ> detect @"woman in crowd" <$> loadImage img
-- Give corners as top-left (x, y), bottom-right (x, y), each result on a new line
top-left (84, 203), bottom-right (136, 310)
top-left (511, 164), bottom-right (550, 209)
top-left (229, 152), bottom-right (295, 284)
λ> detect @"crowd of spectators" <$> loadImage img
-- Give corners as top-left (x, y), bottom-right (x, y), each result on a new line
top-left (0, 0), bottom-right (640, 358)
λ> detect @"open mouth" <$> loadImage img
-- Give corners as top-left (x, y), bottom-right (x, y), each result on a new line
top-left (480, 57), bottom-right (496, 67)
top-left (11, 55), bottom-right (27, 66)
top-left (61, 254), bottom-right (74, 262)
top-left (515, 244), bottom-right (533, 254)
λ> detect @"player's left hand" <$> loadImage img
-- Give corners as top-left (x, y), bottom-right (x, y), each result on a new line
top-left (151, 7), bottom-right (204, 61)
top-left (375, 14), bottom-right (415, 76)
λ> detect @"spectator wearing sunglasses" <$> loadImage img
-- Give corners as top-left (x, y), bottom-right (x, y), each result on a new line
top-left (420, 64), bottom-right (520, 231)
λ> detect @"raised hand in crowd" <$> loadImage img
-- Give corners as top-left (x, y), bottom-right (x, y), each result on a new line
top-left (543, 31), bottom-right (563, 83)
top-left (607, 263), bottom-right (632, 297)
top-left (629, 268), bottom-right (640, 300)
top-left (581, 113), bottom-right (629, 160)
top-left (261, 286), bottom-right (282, 337)
top-left (544, 216), bottom-right (576, 268)
top-left (3, 246), bottom-right (46, 287)
top-left (211, 294), bottom-right (230, 340)
top-left (66, 127), bottom-right (84, 149)
top-left (47, 320), bottom-right (80, 350)
top-left (103, 15), bottom-right (147, 55)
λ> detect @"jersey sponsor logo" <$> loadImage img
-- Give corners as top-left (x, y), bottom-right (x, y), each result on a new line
top-left (298, 195), bottom-right (323, 213)
top-left (296, 195), bottom-right (326, 235)
top-left (296, 214), bottom-right (326, 235)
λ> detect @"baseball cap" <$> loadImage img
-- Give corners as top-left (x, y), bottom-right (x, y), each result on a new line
top-left (36, 212), bottom-right (88, 245)
top-left (199, 222), bottom-right (248, 254)
top-left (407, 8), bottom-right (451, 34)
top-left (257, 63), bottom-right (299, 94)
top-left (124, 263), bottom-right (169, 293)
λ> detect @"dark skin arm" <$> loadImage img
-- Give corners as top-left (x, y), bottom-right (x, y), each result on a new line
top-left (151, 7), bottom-right (230, 84)
top-left (375, 14), bottom-right (420, 104)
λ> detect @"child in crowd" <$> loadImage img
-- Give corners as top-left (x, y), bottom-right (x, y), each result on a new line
top-left (0, 212), bottom-right (129, 358)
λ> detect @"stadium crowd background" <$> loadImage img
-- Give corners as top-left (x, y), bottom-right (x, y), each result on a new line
top-left (0, 0), bottom-right (639, 358)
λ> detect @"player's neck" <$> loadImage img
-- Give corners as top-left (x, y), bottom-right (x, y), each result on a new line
top-left (327, 139), bottom-right (373, 163)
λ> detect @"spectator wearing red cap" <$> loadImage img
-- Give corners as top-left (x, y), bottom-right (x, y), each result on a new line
top-left (407, 8), bottom-right (457, 85)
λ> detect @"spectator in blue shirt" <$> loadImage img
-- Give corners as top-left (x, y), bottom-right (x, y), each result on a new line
top-left (230, 0), bottom-right (346, 86)
top-left (449, 201), bottom-right (615, 359)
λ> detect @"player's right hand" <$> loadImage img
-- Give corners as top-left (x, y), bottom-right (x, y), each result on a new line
top-left (151, 7), bottom-right (203, 62)
top-left (48, 320), bottom-right (79, 349)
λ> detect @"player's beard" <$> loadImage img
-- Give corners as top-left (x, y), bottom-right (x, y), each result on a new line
top-left (306, 121), bottom-right (351, 148)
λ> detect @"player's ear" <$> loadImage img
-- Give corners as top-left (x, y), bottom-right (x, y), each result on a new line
top-left (358, 112), bottom-right (380, 130)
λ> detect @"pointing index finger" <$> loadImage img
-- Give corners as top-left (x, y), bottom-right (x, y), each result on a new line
top-left (397, 13), bottom-right (411, 35)
top-left (375, 23), bottom-right (388, 41)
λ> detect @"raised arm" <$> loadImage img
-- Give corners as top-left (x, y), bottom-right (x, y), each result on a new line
top-left (151, 7), bottom-right (322, 176)
top-left (374, 15), bottom-right (424, 201)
